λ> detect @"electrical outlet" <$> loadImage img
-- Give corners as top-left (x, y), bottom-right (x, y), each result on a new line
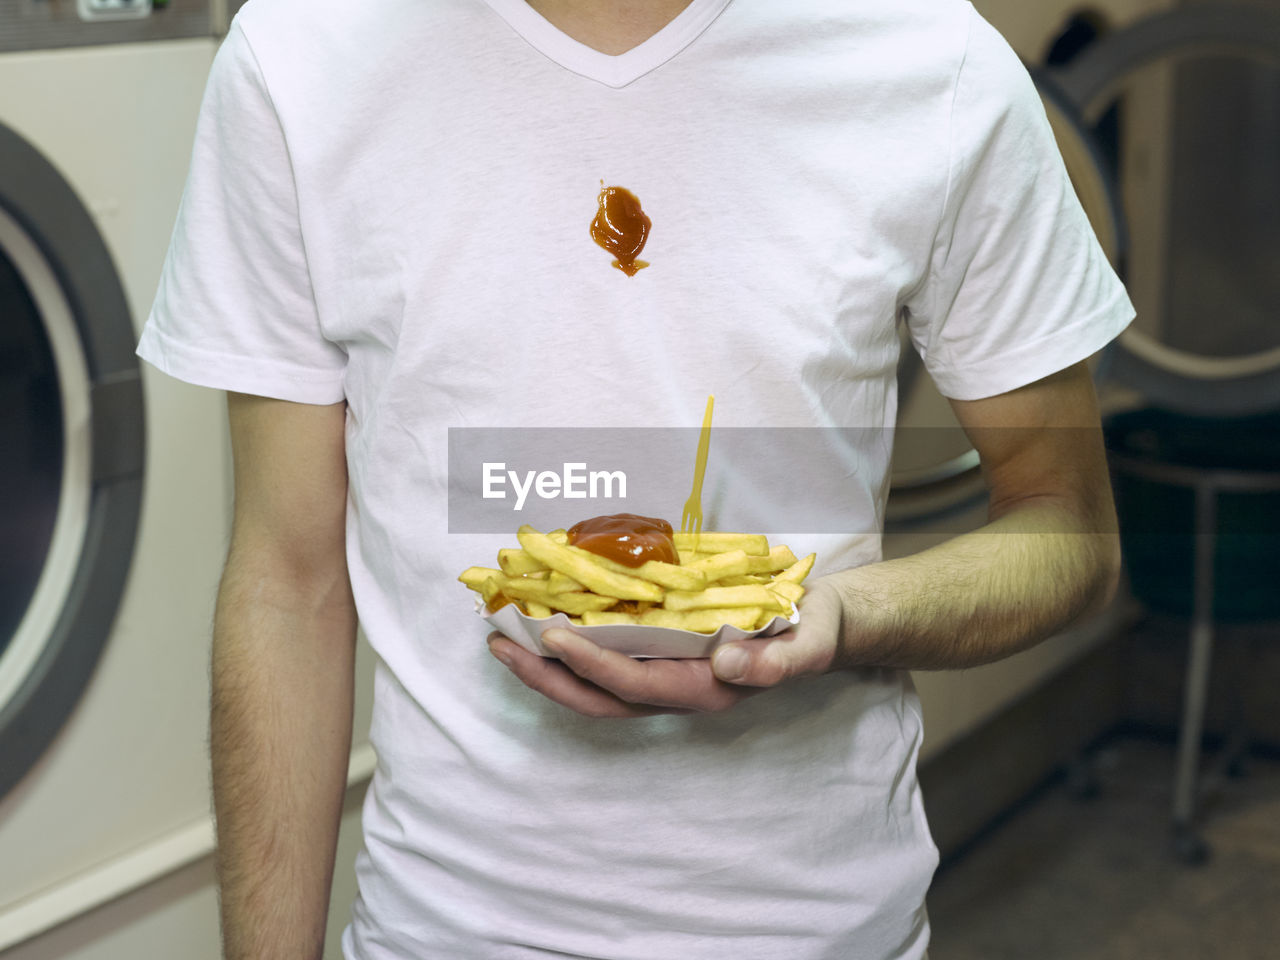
top-left (77, 0), bottom-right (152, 21)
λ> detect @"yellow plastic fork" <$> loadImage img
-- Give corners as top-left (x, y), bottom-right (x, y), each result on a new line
top-left (680, 395), bottom-right (715, 545)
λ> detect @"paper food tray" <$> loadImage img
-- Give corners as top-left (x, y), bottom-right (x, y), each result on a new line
top-left (478, 598), bottom-right (799, 659)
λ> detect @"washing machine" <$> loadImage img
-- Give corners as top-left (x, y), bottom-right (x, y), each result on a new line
top-left (0, 0), bottom-right (226, 947)
top-left (1048, 0), bottom-right (1280, 416)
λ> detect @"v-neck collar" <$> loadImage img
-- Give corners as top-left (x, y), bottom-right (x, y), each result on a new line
top-left (482, 0), bottom-right (733, 88)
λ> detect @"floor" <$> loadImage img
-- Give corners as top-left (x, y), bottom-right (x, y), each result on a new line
top-left (926, 737), bottom-right (1280, 960)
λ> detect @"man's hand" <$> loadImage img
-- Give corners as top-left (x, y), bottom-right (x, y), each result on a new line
top-left (487, 579), bottom-right (843, 717)
top-left (486, 359), bottom-right (1121, 715)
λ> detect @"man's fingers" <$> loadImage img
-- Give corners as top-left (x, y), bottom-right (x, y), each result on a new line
top-left (710, 629), bottom-right (830, 687)
top-left (711, 578), bottom-right (844, 687)
top-left (488, 634), bottom-right (673, 717)
top-left (710, 637), bottom-right (790, 686)
top-left (543, 629), bottom-right (754, 712)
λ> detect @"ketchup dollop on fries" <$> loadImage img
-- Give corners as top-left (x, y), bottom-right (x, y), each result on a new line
top-left (567, 513), bottom-right (676, 567)
top-left (459, 518), bottom-right (815, 634)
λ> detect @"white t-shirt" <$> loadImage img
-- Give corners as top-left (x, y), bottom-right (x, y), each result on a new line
top-left (137, 0), bottom-right (1134, 957)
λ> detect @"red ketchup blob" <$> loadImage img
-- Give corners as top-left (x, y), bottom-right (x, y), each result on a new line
top-left (567, 513), bottom-right (676, 568)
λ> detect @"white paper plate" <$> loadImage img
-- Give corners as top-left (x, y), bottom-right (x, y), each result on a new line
top-left (479, 599), bottom-right (799, 659)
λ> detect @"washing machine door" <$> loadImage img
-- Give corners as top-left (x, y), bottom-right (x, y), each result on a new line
top-left (0, 122), bottom-right (144, 800)
top-left (887, 69), bottom-right (1126, 531)
top-left (1051, 5), bottom-right (1280, 416)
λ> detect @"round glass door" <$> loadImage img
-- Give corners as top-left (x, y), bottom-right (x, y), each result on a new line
top-left (0, 205), bottom-right (93, 723)
top-left (0, 244), bottom-right (62, 654)
top-left (0, 121), bottom-right (144, 800)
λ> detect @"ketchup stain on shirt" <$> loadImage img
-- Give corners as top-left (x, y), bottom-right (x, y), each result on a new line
top-left (590, 184), bottom-right (651, 276)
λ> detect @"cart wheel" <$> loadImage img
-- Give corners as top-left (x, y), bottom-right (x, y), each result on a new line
top-left (1172, 824), bottom-right (1209, 866)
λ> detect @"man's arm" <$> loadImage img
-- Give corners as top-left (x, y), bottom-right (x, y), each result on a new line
top-left (212, 393), bottom-right (356, 959)
top-left (487, 360), bottom-right (1121, 713)
top-left (817, 358), bottom-right (1122, 672)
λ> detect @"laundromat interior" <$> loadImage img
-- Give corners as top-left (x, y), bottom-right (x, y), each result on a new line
top-left (2, 0), bottom-right (1279, 957)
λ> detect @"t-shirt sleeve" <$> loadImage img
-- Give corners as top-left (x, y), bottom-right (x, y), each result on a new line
top-left (902, 3), bottom-right (1134, 401)
top-left (136, 20), bottom-right (347, 404)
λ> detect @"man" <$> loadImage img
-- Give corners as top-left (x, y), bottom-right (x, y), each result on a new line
top-left (138, 0), bottom-right (1132, 957)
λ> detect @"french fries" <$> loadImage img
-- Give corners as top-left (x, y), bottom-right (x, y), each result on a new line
top-left (517, 527), bottom-right (664, 602)
top-left (460, 525), bottom-right (815, 634)
top-left (459, 566), bottom-right (502, 590)
top-left (672, 532), bottom-right (769, 555)
top-left (663, 584), bottom-right (787, 613)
